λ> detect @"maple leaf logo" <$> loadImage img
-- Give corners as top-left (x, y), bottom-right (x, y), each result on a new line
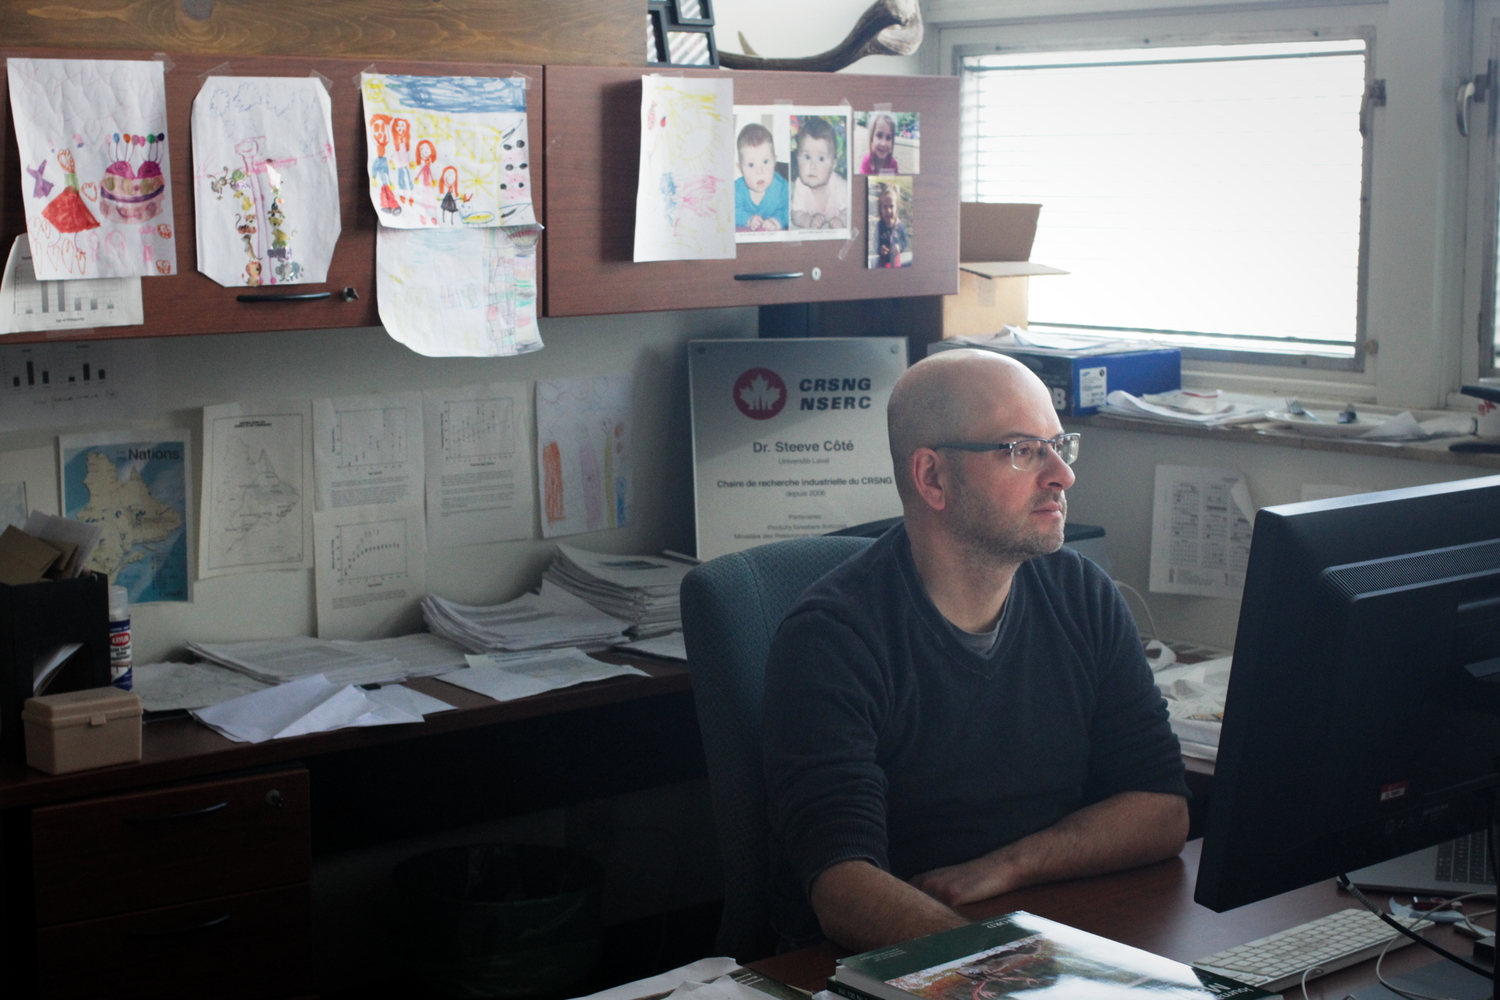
top-left (732, 368), bottom-right (788, 421)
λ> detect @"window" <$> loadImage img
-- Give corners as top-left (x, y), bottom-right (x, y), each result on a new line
top-left (960, 38), bottom-right (1371, 368)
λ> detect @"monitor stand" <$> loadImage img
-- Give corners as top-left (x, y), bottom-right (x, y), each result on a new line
top-left (1350, 957), bottom-right (1494, 1000)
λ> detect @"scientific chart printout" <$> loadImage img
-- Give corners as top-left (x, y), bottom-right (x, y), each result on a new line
top-left (689, 338), bottom-right (906, 561)
top-left (59, 428), bottom-right (192, 603)
top-left (313, 501), bottom-right (427, 639)
top-left (313, 392), bottom-right (424, 511)
top-left (633, 75), bottom-right (735, 262)
top-left (192, 76), bottom-right (340, 287)
top-left (1149, 465), bottom-right (1255, 599)
top-left (0, 339), bottom-right (157, 431)
top-left (200, 400), bottom-right (313, 579)
top-left (1, 235), bottom-right (143, 334)
top-left (423, 382), bottom-right (535, 549)
top-left (8, 58), bottom-right (178, 279)
top-left (535, 376), bottom-right (632, 539)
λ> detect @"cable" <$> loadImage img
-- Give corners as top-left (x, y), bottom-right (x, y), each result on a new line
top-left (1113, 580), bottom-right (1159, 639)
top-left (1337, 875), bottom-right (1493, 978)
top-left (1299, 963), bottom-right (1325, 1000)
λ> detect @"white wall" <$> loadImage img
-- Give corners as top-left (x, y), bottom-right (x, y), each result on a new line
top-left (2, 309), bottom-right (756, 662)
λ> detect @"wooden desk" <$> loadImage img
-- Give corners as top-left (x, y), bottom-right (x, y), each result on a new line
top-left (751, 840), bottom-right (1493, 1000)
top-left (0, 657), bottom-right (706, 997)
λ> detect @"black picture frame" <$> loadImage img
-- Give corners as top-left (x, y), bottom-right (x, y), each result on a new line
top-left (646, 8), bottom-right (669, 64)
top-left (664, 25), bottom-right (719, 68)
top-left (670, 0), bottom-right (715, 27)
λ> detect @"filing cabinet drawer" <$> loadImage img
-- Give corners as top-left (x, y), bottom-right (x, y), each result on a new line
top-left (32, 768), bottom-right (310, 925)
top-left (36, 882), bottom-right (312, 1000)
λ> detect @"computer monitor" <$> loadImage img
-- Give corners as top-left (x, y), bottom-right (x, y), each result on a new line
top-left (1194, 474), bottom-right (1500, 913)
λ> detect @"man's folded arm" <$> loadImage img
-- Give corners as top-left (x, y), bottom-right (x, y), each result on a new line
top-left (908, 789), bottom-right (1188, 908)
top-left (811, 858), bottom-right (968, 953)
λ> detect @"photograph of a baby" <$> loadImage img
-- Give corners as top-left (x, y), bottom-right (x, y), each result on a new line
top-left (789, 112), bottom-right (850, 232)
top-left (734, 116), bottom-right (789, 234)
top-left (856, 111), bottom-right (920, 175)
top-left (867, 176), bottom-right (914, 269)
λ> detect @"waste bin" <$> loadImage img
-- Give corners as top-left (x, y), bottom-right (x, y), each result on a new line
top-left (392, 843), bottom-right (604, 998)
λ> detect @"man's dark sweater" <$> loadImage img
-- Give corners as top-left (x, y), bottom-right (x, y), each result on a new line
top-left (762, 524), bottom-right (1188, 947)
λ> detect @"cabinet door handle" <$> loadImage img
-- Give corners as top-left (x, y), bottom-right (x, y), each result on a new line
top-left (129, 914), bottom-right (231, 937)
top-left (123, 801), bottom-right (228, 823)
top-left (734, 272), bottom-right (804, 281)
top-left (236, 291), bottom-right (333, 302)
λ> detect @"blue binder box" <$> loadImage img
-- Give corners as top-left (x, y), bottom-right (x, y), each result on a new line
top-left (928, 341), bottom-right (1181, 417)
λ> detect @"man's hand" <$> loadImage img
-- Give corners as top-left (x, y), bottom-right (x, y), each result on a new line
top-left (910, 791), bottom-right (1188, 908)
top-left (811, 859), bottom-right (968, 953)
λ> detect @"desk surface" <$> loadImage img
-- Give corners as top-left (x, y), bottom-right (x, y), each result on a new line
top-left (0, 653), bottom-right (690, 811)
top-left (751, 839), bottom-right (1491, 1000)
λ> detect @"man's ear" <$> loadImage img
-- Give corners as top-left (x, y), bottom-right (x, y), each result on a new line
top-left (910, 447), bottom-right (948, 512)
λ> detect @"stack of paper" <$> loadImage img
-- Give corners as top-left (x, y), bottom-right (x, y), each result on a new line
top-left (438, 648), bottom-right (649, 702)
top-left (190, 673), bottom-right (453, 743)
top-left (542, 545), bottom-right (693, 638)
top-left (422, 582), bottom-right (630, 653)
top-left (1102, 389), bottom-right (1273, 426)
top-left (132, 661), bottom-right (272, 712)
top-left (187, 632), bottom-right (468, 687)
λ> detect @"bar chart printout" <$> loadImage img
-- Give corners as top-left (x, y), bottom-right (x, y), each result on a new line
top-left (313, 501), bottom-right (427, 639)
top-left (1, 235), bottom-right (143, 334)
top-left (0, 341), bottom-right (156, 431)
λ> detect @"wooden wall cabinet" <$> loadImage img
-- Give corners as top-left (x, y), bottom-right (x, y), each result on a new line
top-left (542, 66), bottom-right (960, 317)
top-left (0, 50), bottom-right (544, 344)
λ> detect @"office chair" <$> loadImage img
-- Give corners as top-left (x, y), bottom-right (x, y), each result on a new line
top-left (680, 535), bottom-right (874, 961)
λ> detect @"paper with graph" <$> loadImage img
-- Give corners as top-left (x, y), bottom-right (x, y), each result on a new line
top-left (535, 376), bottom-right (632, 538)
top-left (8, 58), bottom-right (177, 279)
top-left (423, 382), bottom-right (535, 549)
top-left (376, 224), bottom-right (543, 357)
top-left (192, 76), bottom-right (339, 288)
top-left (633, 75), bottom-right (735, 262)
top-left (359, 73), bottom-right (534, 228)
top-left (200, 400), bottom-right (313, 579)
top-left (313, 502), bottom-right (427, 639)
top-left (312, 392), bottom-right (424, 511)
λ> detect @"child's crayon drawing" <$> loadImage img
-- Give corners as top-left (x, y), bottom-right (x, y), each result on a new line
top-left (360, 73), bottom-right (535, 229)
top-left (191, 77), bottom-right (341, 288)
top-left (7, 58), bottom-right (178, 280)
top-left (633, 76), bottom-right (735, 262)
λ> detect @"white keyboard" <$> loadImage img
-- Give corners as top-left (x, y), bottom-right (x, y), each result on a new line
top-left (1193, 907), bottom-right (1427, 993)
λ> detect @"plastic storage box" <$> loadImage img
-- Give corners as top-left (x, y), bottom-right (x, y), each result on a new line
top-left (23, 687), bottom-right (142, 774)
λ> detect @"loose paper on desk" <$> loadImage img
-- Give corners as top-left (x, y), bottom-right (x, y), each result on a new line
top-left (1149, 465), bottom-right (1254, 599)
top-left (192, 76), bottom-right (340, 287)
top-left (0, 340), bottom-right (157, 431)
top-left (190, 673), bottom-right (426, 743)
top-left (536, 376), bottom-right (632, 538)
top-left (439, 647), bottom-right (648, 702)
top-left (189, 632), bottom-right (464, 686)
top-left (200, 400), bottom-right (313, 579)
top-left (313, 501), bottom-right (427, 639)
top-left (377, 225), bottom-right (543, 357)
top-left (132, 660), bottom-right (271, 712)
top-left (1, 235), bottom-right (143, 334)
top-left (59, 428), bottom-right (191, 603)
top-left (633, 76), bottom-right (736, 262)
top-left (313, 392), bottom-right (424, 510)
top-left (423, 382), bottom-right (535, 548)
top-left (7, 58), bottom-right (177, 279)
top-left (360, 73), bottom-right (535, 228)
top-left (688, 338), bottom-right (906, 560)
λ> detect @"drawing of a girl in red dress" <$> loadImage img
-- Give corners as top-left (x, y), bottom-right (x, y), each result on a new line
top-left (41, 149), bottom-right (99, 234)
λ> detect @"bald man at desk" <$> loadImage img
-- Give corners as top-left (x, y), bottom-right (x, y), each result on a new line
top-left (762, 349), bottom-right (1190, 953)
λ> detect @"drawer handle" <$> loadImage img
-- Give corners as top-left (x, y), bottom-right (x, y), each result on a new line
top-left (236, 291), bottom-right (333, 302)
top-left (734, 271), bottom-right (804, 281)
top-left (129, 914), bottom-right (231, 938)
top-left (123, 801), bottom-right (228, 823)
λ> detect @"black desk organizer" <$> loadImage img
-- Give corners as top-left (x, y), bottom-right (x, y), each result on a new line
top-left (0, 573), bottom-right (110, 763)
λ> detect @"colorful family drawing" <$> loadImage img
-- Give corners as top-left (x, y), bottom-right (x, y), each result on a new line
top-left (191, 76), bottom-right (340, 289)
top-left (8, 57), bottom-right (178, 279)
top-left (632, 76), bottom-right (735, 262)
top-left (360, 73), bottom-right (536, 229)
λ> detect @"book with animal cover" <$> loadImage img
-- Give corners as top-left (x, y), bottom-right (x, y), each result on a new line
top-left (828, 911), bottom-right (1279, 1000)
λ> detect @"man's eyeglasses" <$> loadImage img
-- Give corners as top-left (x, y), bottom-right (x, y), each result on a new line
top-left (930, 433), bottom-right (1081, 472)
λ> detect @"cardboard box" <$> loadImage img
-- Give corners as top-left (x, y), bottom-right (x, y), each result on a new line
top-left (23, 686), bottom-right (141, 774)
top-left (943, 203), bottom-right (1068, 339)
top-left (929, 339), bottom-right (1181, 416)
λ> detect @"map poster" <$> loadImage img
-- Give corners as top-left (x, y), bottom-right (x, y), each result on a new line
top-left (59, 428), bottom-right (192, 603)
top-left (688, 338), bottom-right (907, 561)
top-left (200, 400), bottom-right (313, 579)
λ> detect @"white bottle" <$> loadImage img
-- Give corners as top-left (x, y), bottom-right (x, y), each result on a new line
top-left (107, 585), bottom-right (132, 691)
